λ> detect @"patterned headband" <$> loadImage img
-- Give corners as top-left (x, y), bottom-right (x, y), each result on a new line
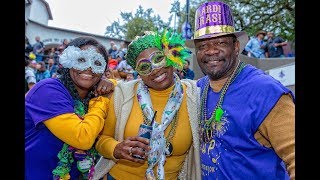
top-left (125, 29), bottom-right (191, 70)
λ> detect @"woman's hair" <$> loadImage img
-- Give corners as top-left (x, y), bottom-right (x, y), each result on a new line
top-left (67, 36), bottom-right (108, 60)
top-left (57, 36), bottom-right (108, 113)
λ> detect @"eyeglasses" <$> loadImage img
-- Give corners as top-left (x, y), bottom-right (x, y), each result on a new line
top-left (135, 51), bottom-right (167, 76)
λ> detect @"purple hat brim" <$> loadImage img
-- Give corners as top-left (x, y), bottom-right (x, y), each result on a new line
top-left (185, 31), bottom-right (248, 52)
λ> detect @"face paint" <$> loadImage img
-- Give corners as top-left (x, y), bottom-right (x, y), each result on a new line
top-left (135, 51), bottom-right (167, 76)
top-left (59, 46), bottom-right (107, 74)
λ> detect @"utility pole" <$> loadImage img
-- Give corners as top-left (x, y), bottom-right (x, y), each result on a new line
top-left (186, 0), bottom-right (189, 26)
top-left (182, 0), bottom-right (192, 39)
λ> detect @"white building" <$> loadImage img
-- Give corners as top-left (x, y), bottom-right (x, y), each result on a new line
top-left (25, 0), bottom-right (127, 53)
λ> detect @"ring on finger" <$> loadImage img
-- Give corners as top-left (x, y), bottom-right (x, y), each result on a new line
top-left (128, 147), bottom-right (133, 156)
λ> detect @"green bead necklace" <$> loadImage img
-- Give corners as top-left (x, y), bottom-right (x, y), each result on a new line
top-left (199, 61), bottom-right (245, 143)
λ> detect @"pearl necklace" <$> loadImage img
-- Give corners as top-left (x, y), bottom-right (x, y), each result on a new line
top-left (199, 61), bottom-right (245, 143)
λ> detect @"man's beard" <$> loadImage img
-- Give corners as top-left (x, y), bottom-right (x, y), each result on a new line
top-left (206, 56), bottom-right (238, 81)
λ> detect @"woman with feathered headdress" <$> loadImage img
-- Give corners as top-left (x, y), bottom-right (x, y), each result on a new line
top-left (93, 29), bottom-right (201, 180)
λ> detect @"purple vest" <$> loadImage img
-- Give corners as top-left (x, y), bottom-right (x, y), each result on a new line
top-left (25, 78), bottom-right (79, 180)
top-left (197, 64), bottom-right (294, 179)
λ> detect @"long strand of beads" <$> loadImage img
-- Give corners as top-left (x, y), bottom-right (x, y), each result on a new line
top-left (200, 61), bottom-right (245, 143)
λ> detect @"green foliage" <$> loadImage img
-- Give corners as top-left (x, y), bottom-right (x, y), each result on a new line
top-left (104, 6), bottom-right (170, 41)
top-left (105, 0), bottom-right (295, 47)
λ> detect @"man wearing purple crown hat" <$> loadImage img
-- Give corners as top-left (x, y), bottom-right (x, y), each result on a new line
top-left (186, 1), bottom-right (295, 179)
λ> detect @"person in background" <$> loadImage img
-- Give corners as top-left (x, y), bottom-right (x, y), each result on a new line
top-left (115, 54), bottom-right (126, 80)
top-left (25, 37), bottom-right (33, 54)
top-left (119, 41), bottom-right (128, 55)
top-left (116, 53), bottom-right (133, 81)
top-left (108, 56), bottom-right (119, 71)
top-left (133, 70), bottom-right (140, 80)
top-left (35, 61), bottom-right (51, 82)
top-left (32, 36), bottom-right (45, 62)
top-left (48, 47), bottom-right (56, 58)
top-left (244, 30), bottom-right (267, 58)
top-left (186, 1), bottom-right (295, 179)
top-left (46, 58), bottom-right (58, 78)
top-left (93, 29), bottom-right (201, 180)
top-left (266, 31), bottom-right (288, 58)
top-left (25, 59), bottom-right (37, 94)
top-left (111, 69), bottom-right (122, 81)
top-left (102, 69), bottom-right (115, 80)
top-left (28, 59), bottom-right (38, 74)
top-left (181, 59), bottom-right (195, 80)
top-left (108, 41), bottom-right (115, 55)
top-left (57, 38), bottom-right (69, 52)
top-left (25, 36), bottom-right (115, 180)
top-left (125, 70), bottom-right (134, 82)
top-left (110, 45), bottom-right (119, 59)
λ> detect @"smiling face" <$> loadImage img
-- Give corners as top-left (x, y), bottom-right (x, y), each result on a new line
top-left (195, 35), bottom-right (240, 81)
top-left (69, 45), bottom-right (104, 92)
top-left (137, 48), bottom-right (175, 91)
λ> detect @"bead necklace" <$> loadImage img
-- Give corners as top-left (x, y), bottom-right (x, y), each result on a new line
top-left (199, 61), bottom-right (245, 143)
top-left (143, 112), bottom-right (178, 156)
top-left (52, 100), bottom-right (99, 180)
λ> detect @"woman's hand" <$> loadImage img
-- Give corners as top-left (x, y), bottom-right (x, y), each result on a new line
top-left (113, 136), bottom-right (151, 164)
top-left (94, 78), bottom-right (114, 98)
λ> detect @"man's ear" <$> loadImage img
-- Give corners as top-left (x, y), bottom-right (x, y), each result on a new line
top-left (235, 40), bottom-right (240, 53)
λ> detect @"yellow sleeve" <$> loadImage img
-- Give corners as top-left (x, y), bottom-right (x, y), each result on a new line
top-left (44, 96), bottom-right (110, 150)
top-left (109, 78), bottom-right (118, 86)
top-left (255, 94), bottom-right (295, 179)
top-left (95, 94), bottom-right (120, 161)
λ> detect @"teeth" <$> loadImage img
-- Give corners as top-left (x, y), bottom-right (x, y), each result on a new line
top-left (154, 73), bottom-right (166, 82)
top-left (79, 74), bottom-right (93, 79)
top-left (208, 60), bottom-right (221, 66)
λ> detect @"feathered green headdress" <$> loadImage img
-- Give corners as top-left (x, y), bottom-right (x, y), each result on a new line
top-left (126, 29), bottom-right (191, 71)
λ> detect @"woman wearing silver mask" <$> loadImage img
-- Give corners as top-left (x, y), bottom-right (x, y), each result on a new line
top-left (25, 36), bottom-right (114, 180)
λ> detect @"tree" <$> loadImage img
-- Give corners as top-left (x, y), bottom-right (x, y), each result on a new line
top-left (104, 6), bottom-right (171, 41)
top-left (177, 0), bottom-right (295, 41)
top-left (170, 0), bottom-right (181, 33)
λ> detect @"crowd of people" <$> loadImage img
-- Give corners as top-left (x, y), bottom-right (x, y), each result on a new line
top-left (25, 36), bottom-right (66, 93)
top-left (243, 30), bottom-right (291, 58)
top-left (25, 1), bottom-right (295, 180)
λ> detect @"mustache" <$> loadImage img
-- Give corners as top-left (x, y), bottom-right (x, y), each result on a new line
top-left (203, 56), bottom-right (224, 62)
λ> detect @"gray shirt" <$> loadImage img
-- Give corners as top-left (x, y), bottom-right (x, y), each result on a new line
top-left (25, 67), bottom-right (37, 84)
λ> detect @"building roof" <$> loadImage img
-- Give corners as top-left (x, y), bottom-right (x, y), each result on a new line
top-left (28, 19), bottom-right (130, 43)
top-left (40, 0), bottom-right (53, 20)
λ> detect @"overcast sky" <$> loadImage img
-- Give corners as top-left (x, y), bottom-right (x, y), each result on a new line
top-left (46, 0), bottom-right (186, 36)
